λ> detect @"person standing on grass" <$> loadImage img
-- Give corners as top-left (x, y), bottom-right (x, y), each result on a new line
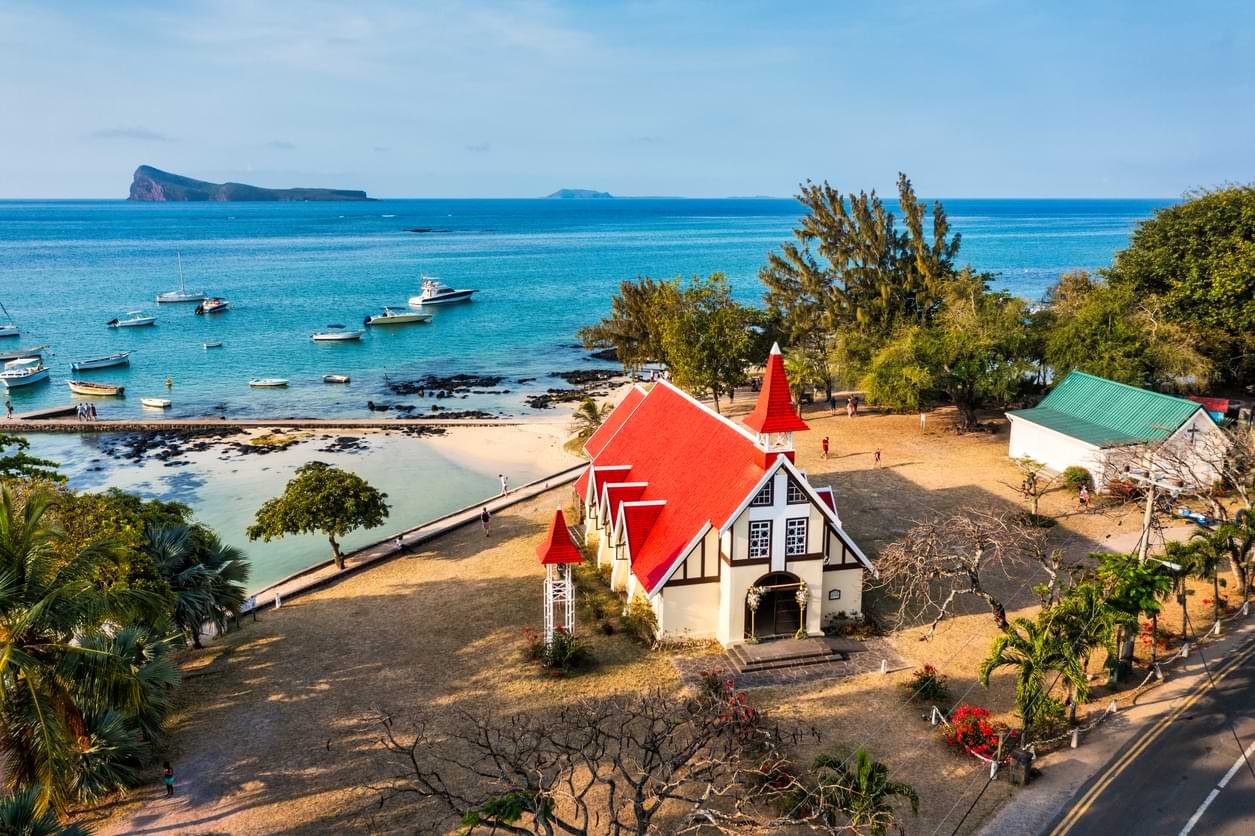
top-left (873, 447), bottom-right (881, 468)
top-left (821, 436), bottom-right (829, 459)
top-left (162, 761), bottom-right (175, 797)
top-left (480, 506), bottom-right (492, 536)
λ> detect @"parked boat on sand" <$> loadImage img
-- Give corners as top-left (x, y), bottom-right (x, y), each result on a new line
top-left (68, 380), bottom-right (125, 397)
top-left (71, 351), bottom-right (131, 372)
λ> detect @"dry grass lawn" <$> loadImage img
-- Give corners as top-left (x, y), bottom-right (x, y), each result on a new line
top-left (85, 403), bottom-right (1238, 835)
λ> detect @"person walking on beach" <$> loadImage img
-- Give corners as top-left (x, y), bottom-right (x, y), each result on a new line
top-left (480, 506), bottom-right (492, 536)
top-left (499, 474), bottom-right (508, 495)
top-left (873, 446), bottom-right (881, 468)
top-left (162, 761), bottom-right (175, 797)
top-left (821, 436), bottom-right (829, 459)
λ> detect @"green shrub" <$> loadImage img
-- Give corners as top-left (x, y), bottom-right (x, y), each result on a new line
top-left (903, 664), bottom-right (950, 704)
top-left (1062, 466), bottom-right (1093, 490)
top-left (621, 593), bottom-right (658, 645)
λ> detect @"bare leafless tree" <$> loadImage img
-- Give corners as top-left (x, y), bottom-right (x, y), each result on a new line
top-left (358, 687), bottom-right (846, 835)
top-left (872, 509), bottom-right (1046, 640)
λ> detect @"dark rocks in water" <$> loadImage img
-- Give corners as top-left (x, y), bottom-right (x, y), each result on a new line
top-left (516, 377), bottom-right (536, 384)
top-left (318, 435), bottom-right (369, 454)
top-left (387, 373), bottom-right (505, 396)
top-left (427, 409), bottom-right (499, 420)
top-left (526, 388), bottom-right (587, 409)
top-left (403, 227), bottom-right (452, 233)
top-left (550, 369), bottom-right (622, 385)
top-left (366, 401), bottom-right (391, 411)
top-left (588, 347), bottom-right (619, 362)
top-left (399, 425), bottom-right (448, 437)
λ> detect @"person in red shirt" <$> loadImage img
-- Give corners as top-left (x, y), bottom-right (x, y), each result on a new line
top-left (821, 436), bottom-right (830, 459)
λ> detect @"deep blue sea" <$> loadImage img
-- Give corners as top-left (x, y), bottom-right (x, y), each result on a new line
top-left (0, 198), bottom-right (1172, 418)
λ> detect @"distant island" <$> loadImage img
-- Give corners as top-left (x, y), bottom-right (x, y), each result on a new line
top-left (128, 165), bottom-right (371, 202)
top-left (544, 188), bottom-right (614, 199)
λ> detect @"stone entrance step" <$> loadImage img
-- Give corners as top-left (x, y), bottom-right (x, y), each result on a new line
top-left (724, 637), bottom-right (866, 674)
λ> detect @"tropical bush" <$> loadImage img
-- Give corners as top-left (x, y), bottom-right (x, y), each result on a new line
top-left (522, 627), bottom-right (593, 675)
top-left (806, 747), bottom-right (919, 835)
top-left (903, 664), bottom-right (950, 704)
top-left (943, 704), bottom-right (1019, 762)
top-left (1062, 466), bottom-right (1093, 490)
top-left (621, 593), bottom-right (659, 645)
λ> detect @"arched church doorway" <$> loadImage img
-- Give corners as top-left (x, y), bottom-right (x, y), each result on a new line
top-left (745, 572), bottom-right (802, 640)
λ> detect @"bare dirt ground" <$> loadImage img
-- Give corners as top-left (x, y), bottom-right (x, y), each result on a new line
top-left (84, 402), bottom-right (1231, 835)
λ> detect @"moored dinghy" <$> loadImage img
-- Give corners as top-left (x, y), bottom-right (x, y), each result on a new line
top-left (312, 327), bottom-right (364, 341)
top-left (141, 397), bottom-right (172, 409)
top-left (322, 374), bottom-right (351, 384)
top-left (0, 357), bottom-right (49, 388)
top-left (107, 310), bottom-right (156, 328)
top-left (203, 340), bottom-right (224, 349)
top-left (71, 351), bottom-right (131, 372)
top-left (249, 378), bottom-right (288, 388)
top-left (67, 380), bottom-right (125, 397)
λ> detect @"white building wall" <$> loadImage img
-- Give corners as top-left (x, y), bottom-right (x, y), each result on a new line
top-left (1007, 415), bottom-right (1104, 485)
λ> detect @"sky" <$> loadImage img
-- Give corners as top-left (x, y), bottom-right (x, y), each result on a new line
top-left (1, 1), bottom-right (1252, 198)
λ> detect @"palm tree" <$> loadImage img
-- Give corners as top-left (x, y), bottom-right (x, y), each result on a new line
top-left (0, 786), bottom-right (87, 835)
top-left (783, 349), bottom-right (828, 408)
top-left (0, 486), bottom-right (158, 813)
top-left (1187, 528), bottom-right (1227, 628)
top-left (810, 747), bottom-right (919, 835)
top-left (569, 398), bottom-right (611, 443)
top-left (1051, 583), bottom-right (1121, 721)
top-left (979, 615), bottom-right (1084, 741)
top-left (144, 525), bottom-right (249, 648)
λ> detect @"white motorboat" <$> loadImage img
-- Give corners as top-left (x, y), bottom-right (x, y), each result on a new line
top-left (67, 380), bottom-right (125, 397)
top-left (323, 374), bottom-right (351, 384)
top-left (364, 307), bottom-right (432, 326)
top-left (311, 328), bottom-right (364, 342)
top-left (0, 344), bottom-right (47, 361)
top-left (155, 253), bottom-right (207, 303)
top-left (71, 351), bottom-right (131, 372)
top-left (0, 358), bottom-right (49, 388)
top-left (407, 277), bottom-right (478, 307)
top-left (141, 397), bottom-right (172, 409)
top-left (108, 311), bottom-right (156, 328)
top-left (249, 378), bottom-right (289, 388)
top-left (203, 341), bottom-right (224, 349)
top-left (195, 298), bottom-right (229, 315)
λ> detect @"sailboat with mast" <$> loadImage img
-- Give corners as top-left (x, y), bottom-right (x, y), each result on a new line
top-left (155, 253), bottom-right (207, 304)
top-left (0, 301), bottom-right (20, 338)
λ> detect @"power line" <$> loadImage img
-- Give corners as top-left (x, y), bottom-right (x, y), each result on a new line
top-left (1182, 608), bottom-right (1255, 784)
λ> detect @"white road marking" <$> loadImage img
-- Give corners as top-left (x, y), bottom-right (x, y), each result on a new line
top-left (1179, 737), bottom-right (1255, 835)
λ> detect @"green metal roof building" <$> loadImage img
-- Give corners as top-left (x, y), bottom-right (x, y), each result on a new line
top-left (1006, 371), bottom-right (1221, 486)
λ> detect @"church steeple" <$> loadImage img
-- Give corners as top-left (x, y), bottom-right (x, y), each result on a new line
top-left (743, 343), bottom-right (809, 466)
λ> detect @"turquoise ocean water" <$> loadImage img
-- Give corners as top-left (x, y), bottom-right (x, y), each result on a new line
top-left (0, 198), bottom-right (1172, 419)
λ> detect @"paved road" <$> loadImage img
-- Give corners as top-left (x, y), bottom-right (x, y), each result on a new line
top-left (1045, 636), bottom-right (1255, 836)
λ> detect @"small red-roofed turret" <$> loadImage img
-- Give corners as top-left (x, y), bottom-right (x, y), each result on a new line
top-left (537, 508), bottom-right (582, 565)
top-left (743, 343), bottom-right (809, 466)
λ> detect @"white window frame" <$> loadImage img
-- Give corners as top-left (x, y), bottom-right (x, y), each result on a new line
top-left (786, 479), bottom-right (807, 504)
top-left (750, 480), bottom-right (774, 507)
top-left (785, 517), bottom-right (808, 556)
top-left (748, 520), bottom-right (771, 558)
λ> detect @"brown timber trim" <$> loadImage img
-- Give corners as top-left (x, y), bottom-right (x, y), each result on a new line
top-left (666, 574), bottom-right (720, 587)
top-left (736, 557), bottom-right (772, 566)
top-left (786, 552), bottom-right (825, 563)
top-left (823, 562), bottom-right (863, 572)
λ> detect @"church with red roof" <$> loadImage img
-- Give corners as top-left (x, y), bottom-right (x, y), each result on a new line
top-left (576, 344), bottom-right (873, 646)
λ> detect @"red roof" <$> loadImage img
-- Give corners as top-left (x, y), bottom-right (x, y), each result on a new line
top-left (742, 344), bottom-right (809, 434)
top-left (1188, 396), bottom-right (1229, 415)
top-left (575, 386), bottom-right (648, 497)
top-left (583, 381), bottom-right (769, 592)
top-left (602, 482), bottom-right (646, 529)
top-left (536, 509), bottom-right (582, 565)
top-left (814, 486), bottom-right (836, 513)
